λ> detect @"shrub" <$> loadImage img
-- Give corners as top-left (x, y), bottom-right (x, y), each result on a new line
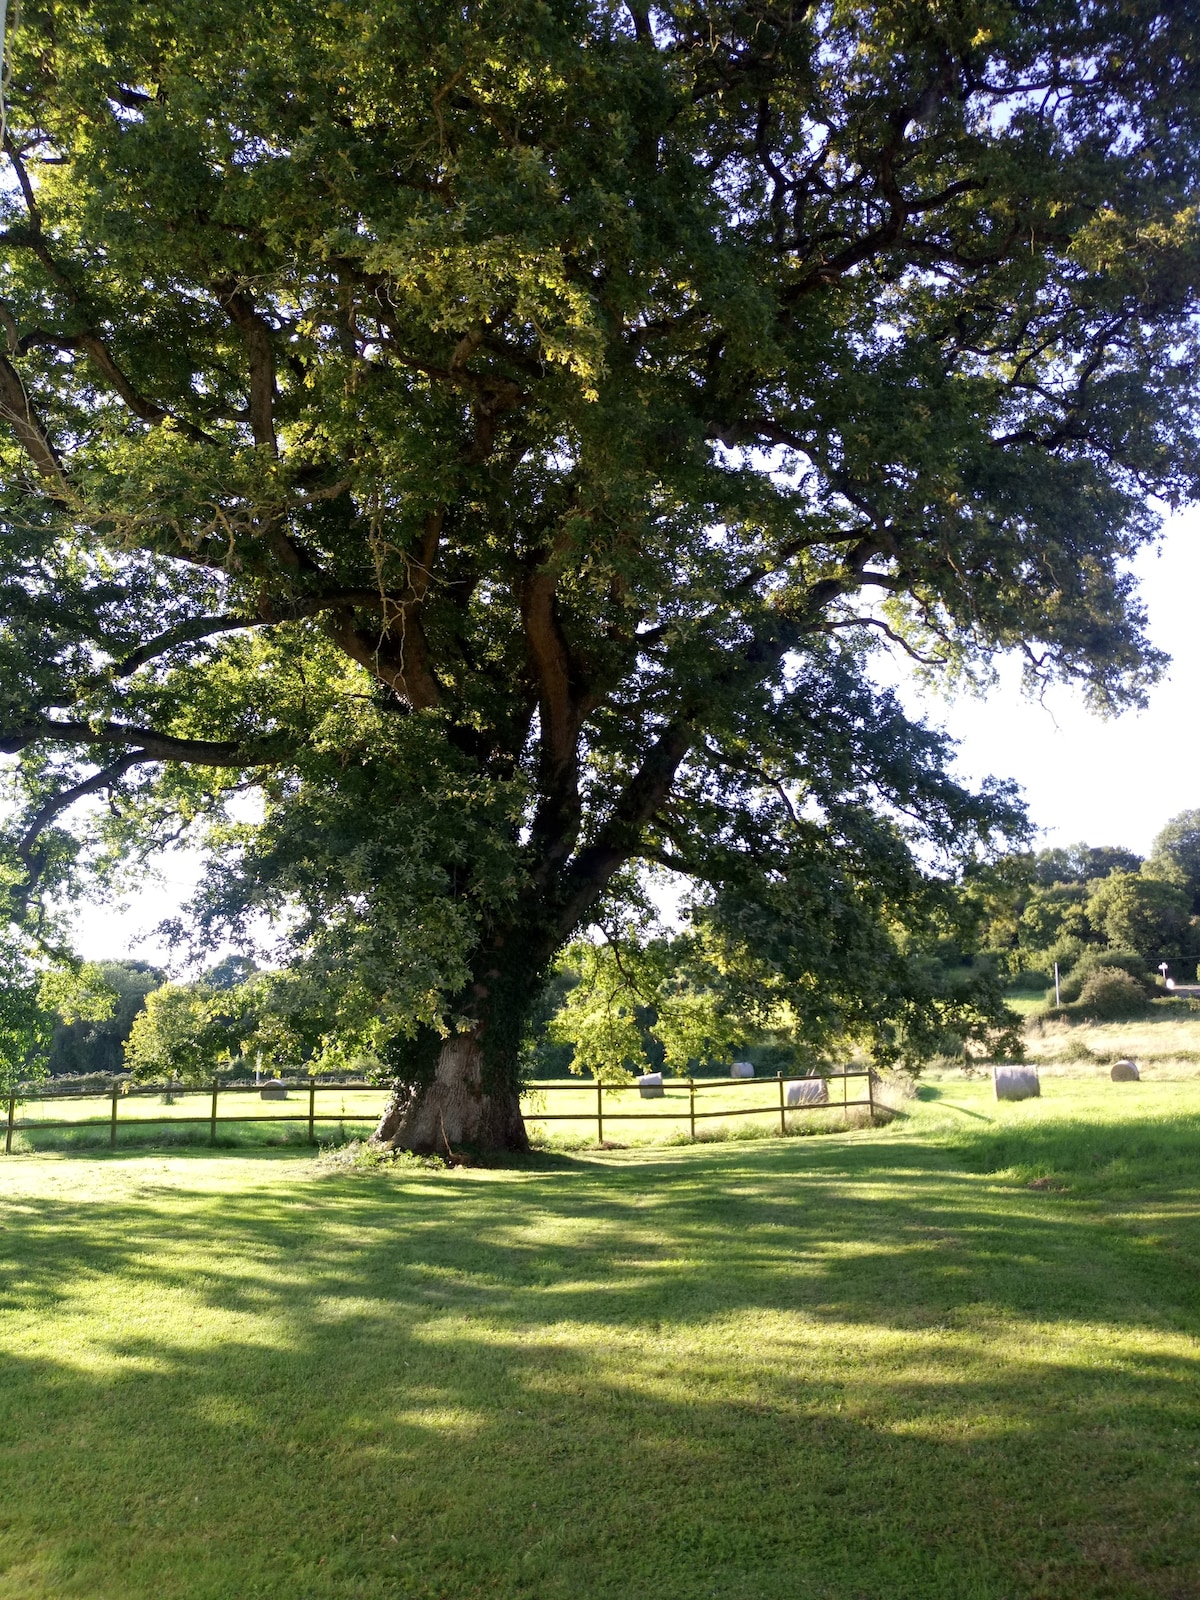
top-left (1073, 966), bottom-right (1151, 1021)
top-left (1059, 1036), bottom-right (1096, 1063)
top-left (1056, 948), bottom-right (1153, 1004)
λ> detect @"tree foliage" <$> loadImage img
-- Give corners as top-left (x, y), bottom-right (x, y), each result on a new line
top-left (1032, 844), bottom-right (1144, 888)
top-left (124, 980), bottom-right (253, 1081)
top-left (1054, 946), bottom-right (1152, 1004)
top-left (0, 933), bottom-right (52, 1095)
top-left (1018, 883), bottom-right (1091, 952)
top-left (1073, 965), bottom-right (1152, 1022)
top-left (1147, 811), bottom-right (1200, 914)
top-left (1, 1), bottom-right (1199, 1141)
top-left (46, 958), bottom-right (161, 1075)
top-left (1086, 871), bottom-right (1197, 962)
top-left (0, 933), bottom-right (115, 1092)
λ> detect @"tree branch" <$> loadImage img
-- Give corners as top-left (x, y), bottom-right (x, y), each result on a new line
top-left (0, 350), bottom-right (68, 489)
top-left (104, 588), bottom-right (397, 679)
top-left (558, 717), bottom-right (694, 931)
top-left (108, 614), bottom-right (257, 678)
top-left (824, 614), bottom-right (946, 666)
top-left (16, 754), bottom-right (144, 876)
top-left (0, 719), bottom-right (266, 765)
top-left (218, 284), bottom-right (278, 452)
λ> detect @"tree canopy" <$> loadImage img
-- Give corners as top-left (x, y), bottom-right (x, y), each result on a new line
top-left (46, 958), bottom-right (162, 1076)
top-left (1031, 844), bottom-right (1144, 889)
top-left (2, 0), bottom-right (1200, 1146)
top-left (1086, 870), bottom-right (1196, 963)
top-left (1148, 811), bottom-right (1200, 914)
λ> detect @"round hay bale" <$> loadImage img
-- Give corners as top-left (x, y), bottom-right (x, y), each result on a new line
top-left (730, 1061), bottom-right (755, 1079)
top-left (637, 1072), bottom-right (664, 1099)
top-left (259, 1079), bottom-right (288, 1100)
top-left (993, 1065), bottom-right (1040, 1102)
top-left (1110, 1058), bottom-right (1140, 1082)
top-left (786, 1077), bottom-right (829, 1107)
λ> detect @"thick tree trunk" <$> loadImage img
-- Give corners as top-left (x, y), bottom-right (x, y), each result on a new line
top-left (373, 1032), bottom-right (529, 1155)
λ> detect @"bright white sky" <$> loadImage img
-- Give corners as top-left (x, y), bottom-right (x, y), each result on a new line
top-left (892, 503), bottom-right (1200, 859)
top-left (69, 505), bottom-right (1200, 967)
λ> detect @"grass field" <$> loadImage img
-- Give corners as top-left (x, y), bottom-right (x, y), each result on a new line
top-left (1023, 1004), bottom-right (1200, 1075)
top-left (2, 1076), bottom-right (1199, 1599)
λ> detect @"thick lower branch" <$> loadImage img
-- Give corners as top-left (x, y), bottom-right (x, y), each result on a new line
top-left (0, 718), bottom-right (267, 764)
top-left (557, 717), bottom-right (694, 932)
top-left (220, 286), bottom-right (278, 452)
top-left (325, 610), bottom-right (442, 710)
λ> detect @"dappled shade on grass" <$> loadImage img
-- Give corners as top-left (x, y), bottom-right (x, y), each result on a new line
top-left (1, 1082), bottom-right (1199, 1598)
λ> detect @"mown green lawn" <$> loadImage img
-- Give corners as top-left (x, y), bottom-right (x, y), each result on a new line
top-left (1, 1078), bottom-right (1199, 1599)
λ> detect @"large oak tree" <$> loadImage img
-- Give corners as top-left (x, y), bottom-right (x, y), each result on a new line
top-left (2, 0), bottom-right (1199, 1148)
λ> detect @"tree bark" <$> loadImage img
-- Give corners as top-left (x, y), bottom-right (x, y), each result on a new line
top-left (373, 1032), bottom-right (529, 1155)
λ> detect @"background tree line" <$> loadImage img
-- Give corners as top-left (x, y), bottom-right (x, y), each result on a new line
top-left (6, 800), bottom-right (1192, 1091)
top-left (956, 808), bottom-right (1200, 1020)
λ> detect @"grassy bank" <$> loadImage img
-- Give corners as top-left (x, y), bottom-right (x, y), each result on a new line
top-left (1022, 1001), bottom-right (1200, 1076)
top-left (2, 1079), bottom-right (1199, 1598)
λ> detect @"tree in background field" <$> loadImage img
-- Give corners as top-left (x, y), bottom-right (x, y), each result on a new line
top-left (1086, 872), bottom-right (1198, 964)
top-left (46, 959), bottom-right (163, 1076)
top-left (1018, 883), bottom-right (1092, 955)
top-left (1147, 812), bottom-right (1200, 916)
top-left (0, 936), bottom-right (117, 1092)
top-left (3, 2), bottom-right (1200, 1147)
top-left (953, 819), bottom-right (1200, 990)
top-left (124, 980), bottom-right (255, 1082)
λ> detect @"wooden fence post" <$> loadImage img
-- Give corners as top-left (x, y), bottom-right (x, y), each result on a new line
top-left (5, 1091), bottom-right (15, 1155)
top-left (308, 1077), bottom-right (316, 1145)
top-left (689, 1077), bottom-right (696, 1141)
top-left (868, 1068), bottom-right (875, 1121)
top-left (110, 1081), bottom-right (119, 1151)
top-left (596, 1080), bottom-right (603, 1146)
top-left (778, 1071), bottom-right (785, 1135)
top-left (842, 1065), bottom-right (848, 1123)
top-left (210, 1077), bottom-right (219, 1145)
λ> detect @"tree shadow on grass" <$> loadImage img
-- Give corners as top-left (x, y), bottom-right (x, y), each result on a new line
top-left (1, 1122), bottom-right (1200, 1598)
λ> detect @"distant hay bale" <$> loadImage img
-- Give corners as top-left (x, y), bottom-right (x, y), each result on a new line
top-left (637, 1072), bottom-right (664, 1099)
top-left (1110, 1059), bottom-right (1140, 1082)
top-left (730, 1061), bottom-right (755, 1078)
top-left (260, 1079), bottom-right (288, 1100)
top-left (787, 1077), bottom-right (829, 1107)
top-left (993, 1065), bottom-right (1040, 1102)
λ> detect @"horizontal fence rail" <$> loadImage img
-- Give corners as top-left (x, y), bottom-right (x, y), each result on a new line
top-left (3, 1070), bottom-right (877, 1153)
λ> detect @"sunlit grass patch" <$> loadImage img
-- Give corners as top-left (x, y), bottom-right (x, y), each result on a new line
top-left (1, 1084), bottom-right (1199, 1598)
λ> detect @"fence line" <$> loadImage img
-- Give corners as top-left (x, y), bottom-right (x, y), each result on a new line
top-left (3, 1070), bottom-right (877, 1153)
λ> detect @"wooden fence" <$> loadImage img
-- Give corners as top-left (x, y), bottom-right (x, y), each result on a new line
top-left (529, 1069), bottom-right (876, 1142)
top-left (3, 1069), bottom-right (876, 1153)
